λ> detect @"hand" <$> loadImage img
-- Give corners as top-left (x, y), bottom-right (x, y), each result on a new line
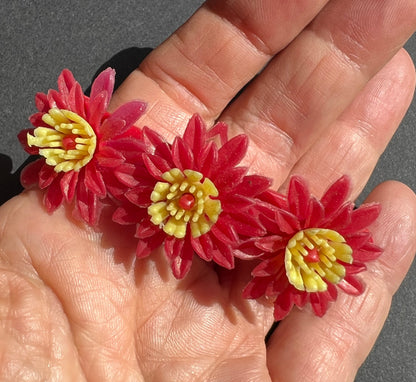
top-left (1, 1), bottom-right (416, 381)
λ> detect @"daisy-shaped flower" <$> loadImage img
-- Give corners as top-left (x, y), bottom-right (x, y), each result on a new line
top-left (112, 114), bottom-right (272, 278)
top-left (243, 175), bottom-right (382, 319)
top-left (18, 68), bottom-right (146, 225)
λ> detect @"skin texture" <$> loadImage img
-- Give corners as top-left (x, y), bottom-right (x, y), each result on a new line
top-left (1, 0), bottom-right (416, 381)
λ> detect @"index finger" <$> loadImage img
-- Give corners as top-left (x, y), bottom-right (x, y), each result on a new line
top-left (110, 0), bottom-right (329, 134)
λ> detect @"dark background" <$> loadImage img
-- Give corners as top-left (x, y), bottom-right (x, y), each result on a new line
top-left (0, 1), bottom-right (415, 380)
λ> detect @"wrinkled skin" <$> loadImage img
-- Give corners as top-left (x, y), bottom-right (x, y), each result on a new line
top-left (1, 1), bottom-right (416, 381)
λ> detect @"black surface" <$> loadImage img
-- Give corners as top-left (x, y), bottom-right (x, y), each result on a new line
top-left (1, 1), bottom-right (415, 381)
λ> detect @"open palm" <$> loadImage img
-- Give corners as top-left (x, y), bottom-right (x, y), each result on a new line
top-left (1, 1), bottom-right (416, 381)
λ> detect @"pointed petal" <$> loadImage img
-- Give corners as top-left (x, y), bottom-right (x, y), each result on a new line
top-left (237, 175), bottom-right (272, 197)
top-left (337, 275), bottom-right (365, 295)
top-left (84, 162), bottom-right (106, 197)
top-left (191, 234), bottom-right (214, 261)
top-left (143, 154), bottom-right (172, 180)
top-left (100, 101), bottom-right (146, 138)
top-left (321, 175), bottom-right (351, 216)
top-left (345, 203), bottom-right (381, 233)
top-left (20, 159), bottom-right (44, 188)
top-left (44, 178), bottom-right (64, 212)
top-left (68, 82), bottom-right (86, 118)
top-left (183, 114), bottom-right (206, 155)
top-left (60, 170), bottom-right (79, 202)
top-left (34, 92), bottom-right (50, 112)
top-left (136, 231), bottom-right (165, 258)
top-left (288, 176), bottom-right (310, 221)
top-left (217, 134), bottom-right (248, 169)
top-left (57, 69), bottom-right (77, 98)
top-left (90, 67), bottom-right (115, 109)
top-left (172, 136), bottom-right (194, 170)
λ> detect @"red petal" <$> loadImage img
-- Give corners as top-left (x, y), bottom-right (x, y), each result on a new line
top-left (18, 129), bottom-right (38, 154)
top-left (337, 275), bottom-right (364, 295)
top-left (112, 204), bottom-right (146, 225)
top-left (172, 137), bottom-right (194, 170)
top-left (166, 237), bottom-right (194, 278)
top-left (34, 92), bottom-right (49, 112)
top-left (255, 236), bottom-right (286, 253)
top-left (57, 69), bottom-right (77, 97)
top-left (191, 234), bottom-right (214, 261)
top-left (100, 100), bottom-right (146, 138)
top-left (321, 175), bottom-right (351, 216)
top-left (44, 179), bottom-right (64, 212)
top-left (183, 114), bottom-right (206, 156)
top-left (38, 164), bottom-right (58, 189)
top-left (88, 91), bottom-right (108, 130)
top-left (136, 231), bottom-right (165, 258)
top-left (90, 68), bottom-right (115, 110)
top-left (143, 154), bottom-right (172, 180)
top-left (207, 121), bottom-right (228, 145)
top-left (125, 186), bottom-right (152, 207)
top-left (198, 142), bottom-right (217, 179)
top-left (217, 134), bottom-right (248, 169)
top-left (237, 175), bottom-right (272, 197)
top-left (20, 159), bottom-right (44, 188)
top-left (211, 235), bottom-right (235, 269)
top-left (84, 163), bottom-right (106, 197)
top-left (96, 146), bottom-right (125, 168)
top-left (68, 83), bottom-right (86, 118)
top-left (275, 209), bottom-right (301, 234)
top-left (242, 277), bottom-right (271, 299)
top-left (29, 112), bottom-right (46, 128)
top-left (210, 217), bottom-right (239, 246)
top-left (305, 197), bottom-right (325, 228)
top-left (310, 292), bottom-right (328, 317)
top-left (344, 203), bottom-right (381, 233)
top-left (135, 218), bottom-right (160, 239)
top-left (288, 176), bottom-right (310, 221)
top-left (352, 243), bottom-right (383, 262)
top-left (60, 170), bottom-right (79, 202)
top-left (251, 256), bottom-right (283, 277)
top-left (47, 89), bottom-right (66, 109)
top-left (273, 289), bottom-right (295, 320)
top-left (228, 211), bottom-right (266, 237)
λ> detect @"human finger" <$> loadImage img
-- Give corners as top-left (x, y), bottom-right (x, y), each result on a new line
top-left (110, 0), bottom-right (329, 136)
top-left (220, 0), bottom-right (416, 185)
top-left (286, 48), bottom-right (416, 198)
top-left (266, 181), bottom-right (416, 382)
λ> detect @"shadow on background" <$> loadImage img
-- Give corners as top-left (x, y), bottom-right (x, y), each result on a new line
top-left (0, 47), bottom-right (153, 206)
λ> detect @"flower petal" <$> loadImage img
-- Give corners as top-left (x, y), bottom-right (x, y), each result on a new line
top-left (90, 67), bottom-right (115, 110)
top-left (217, 134), bottom-right (248, 169)
top-left (183, 114), bottom-right (206, 156)
top-left (321, 175), bottom-right (351, 216)
top-left (20, 159), bottom-right (44, 188)
top-left (60, 170), bottom-right (79, 202)
top-left (100, 100), bottom-right (146, 138)
top-left (288, 176), bottom-right (310, 221)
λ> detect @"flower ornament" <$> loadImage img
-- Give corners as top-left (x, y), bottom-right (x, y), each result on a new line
top-left (243, 175), bottom-right (382, 319)
top-left (112, 114), bottom-right (272, 278)
top-left (18, 68), bottom-right (146, 225)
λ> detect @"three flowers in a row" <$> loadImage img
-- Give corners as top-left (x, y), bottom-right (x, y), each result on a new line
top-left (18, 68), bottom-right (382, 320)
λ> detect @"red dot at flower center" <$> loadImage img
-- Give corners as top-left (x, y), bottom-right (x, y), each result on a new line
top-left (62, 134), bottom-right (78, 150)
top-left (178, 193), bottom-right (196, 210)
top-left (304, 247), bottom-right (320, 263)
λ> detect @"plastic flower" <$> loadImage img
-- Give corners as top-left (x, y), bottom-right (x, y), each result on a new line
top-left (112, 114), bottom-right (272, 278)
top-left (18, 68), bottom-right (146, 225)
top-left (243, 175), bottom-right (382, 319)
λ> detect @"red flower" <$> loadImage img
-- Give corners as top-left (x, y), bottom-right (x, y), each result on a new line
top-left (18, 68), bottom-right (146, 225)
top-left (112, 114), bottom-right (272, 278)
top-left (243, 175), bottom-right (382, 320)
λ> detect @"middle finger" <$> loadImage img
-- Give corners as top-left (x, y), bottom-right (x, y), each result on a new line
top-left (221, 0), bottom-right (416, 185)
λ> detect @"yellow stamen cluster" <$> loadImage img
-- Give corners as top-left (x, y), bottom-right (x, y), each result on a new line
top-left (148, 168), bottom-right (222, 239)
top-left (285, 228), bottom-right (353, 292)
top-left (27, 108), bottom-right (96, 172)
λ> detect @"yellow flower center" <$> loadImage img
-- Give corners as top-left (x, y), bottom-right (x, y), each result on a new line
top-left (148, 168), bottom-right (222, 239)
top-left (27, 108), bottom-right (97, 172)
top-left (285, 228), bottom-right (353, 292)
